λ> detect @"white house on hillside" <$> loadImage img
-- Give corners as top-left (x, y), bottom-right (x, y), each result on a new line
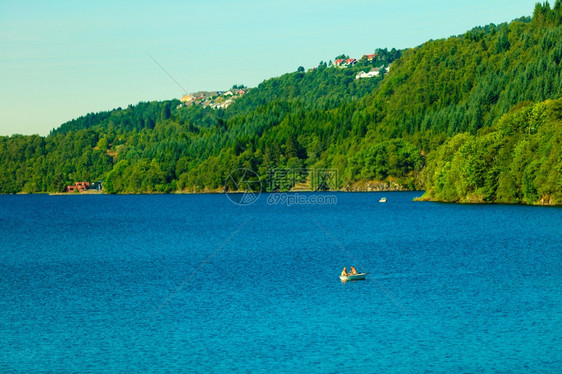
top-left (355, 67), bottom-right (383, 79)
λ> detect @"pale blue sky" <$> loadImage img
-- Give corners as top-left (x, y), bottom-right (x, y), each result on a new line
top-left (0, 0), bottom-right (535, 136)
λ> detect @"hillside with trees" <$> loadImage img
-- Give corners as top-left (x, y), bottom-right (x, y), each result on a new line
top-left (418, 98), bottom-right (562, 205)
top-left (0, 2), bottom-right (561, 204)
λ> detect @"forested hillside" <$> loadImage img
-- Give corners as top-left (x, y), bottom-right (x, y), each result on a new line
top-left (419, 98), bottom-right (562, 205)
top-left (0, 2), bottom-right (561, 204)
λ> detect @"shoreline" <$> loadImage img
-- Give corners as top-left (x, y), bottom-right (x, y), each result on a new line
top-left (414, 193), bottom-right (562, 207)
top-left (41, 189), bottom-right (420, 196)
top-left (3, 189), bottom-right (560, 207)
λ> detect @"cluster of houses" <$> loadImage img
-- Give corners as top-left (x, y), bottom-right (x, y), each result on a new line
top-left (66, 181), bottom-right (102, 193)
top-left (332, 53), bottom-right (392, 80)
top-left (308, 53), bottom-right (391, 80)
top-left (178, 88), bottom-right (247, 109)
top-left (333, 53), bottom-right (377, 68)
top-left (177, 53), bottom-right (390, 108)
top-left (334, 57), bottom-right (359, 67)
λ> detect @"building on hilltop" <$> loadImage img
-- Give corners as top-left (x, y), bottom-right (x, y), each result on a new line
top-left (334, 58), bottom-right (357, 68)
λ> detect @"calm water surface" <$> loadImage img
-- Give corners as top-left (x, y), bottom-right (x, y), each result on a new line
top-left (1, 192), bottom-right (561, 372)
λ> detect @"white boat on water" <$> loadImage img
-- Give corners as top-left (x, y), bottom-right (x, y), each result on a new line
top-left (379, 197), bottom-right (387, 203)
top-left (340, 273), bottom-right (367, 281)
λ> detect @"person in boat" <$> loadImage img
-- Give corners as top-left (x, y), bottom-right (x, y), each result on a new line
top-left (350, 266), bottom-right (357, 275)
top-left (341, 267), bottom-right (348, 277)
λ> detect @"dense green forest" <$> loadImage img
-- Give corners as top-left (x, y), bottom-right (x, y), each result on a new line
top-left (419, 98), bottom-right (562, 204)
top-left (0, 2), bottom-right (561, 204)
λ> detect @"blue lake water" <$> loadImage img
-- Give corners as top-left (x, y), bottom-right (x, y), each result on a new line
top-left (1, 192), bottom-right (561, 372)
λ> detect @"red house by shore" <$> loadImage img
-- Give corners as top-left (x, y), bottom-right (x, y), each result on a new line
top-left (66, 182), bottom-right (90, 193)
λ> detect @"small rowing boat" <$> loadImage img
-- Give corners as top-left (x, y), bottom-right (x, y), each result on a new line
top-left (340, 273), bottom-right (367, 281)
